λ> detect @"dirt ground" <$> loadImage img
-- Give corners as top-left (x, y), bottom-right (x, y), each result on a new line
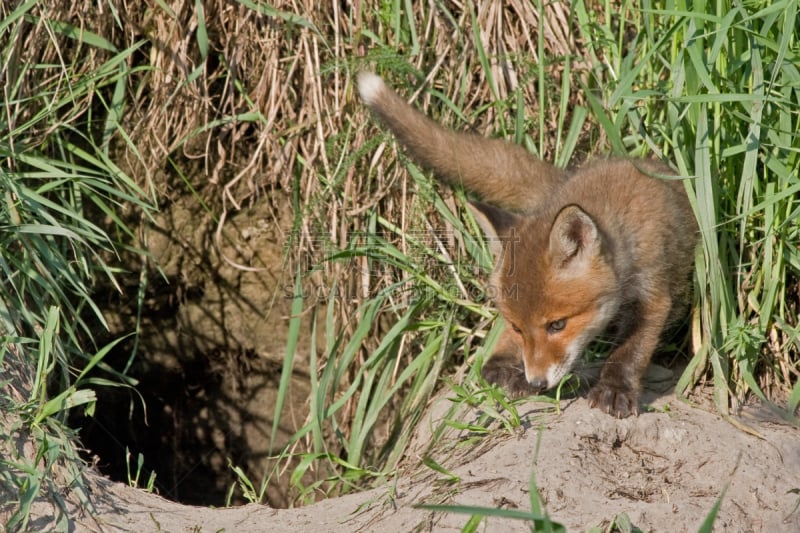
top-left (19, 371), bottom-right (800, 533)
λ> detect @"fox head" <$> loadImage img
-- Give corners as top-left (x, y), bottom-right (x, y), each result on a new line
top-left (470, 202), bottom-right (621, 391)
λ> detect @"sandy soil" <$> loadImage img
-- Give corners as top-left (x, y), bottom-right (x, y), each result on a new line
top-left (17, 372), bottom-right (800, 533)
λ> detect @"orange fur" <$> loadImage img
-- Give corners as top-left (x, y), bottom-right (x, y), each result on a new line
top-left (359, 72), bottom-right (698, 418)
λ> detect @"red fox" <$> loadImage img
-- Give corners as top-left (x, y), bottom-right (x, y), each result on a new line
top-left (358, 72), bottom-right (697, 418)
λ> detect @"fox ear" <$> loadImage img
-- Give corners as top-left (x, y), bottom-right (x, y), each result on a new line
top-left (467, 201), bottom-right (519, 259)
top-left (549, 205), bottom-right (600, 268)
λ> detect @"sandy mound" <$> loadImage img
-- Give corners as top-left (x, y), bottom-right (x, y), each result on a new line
top-left (22, 379), bottom-right (799, 532)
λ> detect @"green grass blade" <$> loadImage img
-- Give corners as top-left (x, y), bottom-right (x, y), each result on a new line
top-left (270, 269), bottom-right (304, 453)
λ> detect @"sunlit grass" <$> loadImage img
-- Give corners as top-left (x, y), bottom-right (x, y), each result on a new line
top-left (1, 2), bottom-right (156, 528)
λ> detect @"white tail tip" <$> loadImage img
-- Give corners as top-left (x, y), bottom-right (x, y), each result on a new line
top-left (357, 71), bottom-right (385, 105)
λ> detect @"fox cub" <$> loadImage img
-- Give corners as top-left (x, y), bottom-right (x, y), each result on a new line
top-left (358, 72), bottom-right (697, 418)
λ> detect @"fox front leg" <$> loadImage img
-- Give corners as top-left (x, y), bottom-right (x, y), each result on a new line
top-left (587, 292), bottom-right (672, 418)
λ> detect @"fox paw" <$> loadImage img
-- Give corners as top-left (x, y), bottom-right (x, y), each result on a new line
top-left (587, 383), bottom-right (639, 418)
top-left (481, 359), bottom-right (532, 398)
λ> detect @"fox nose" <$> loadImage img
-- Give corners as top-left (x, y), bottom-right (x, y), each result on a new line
top-left (528, 377), bottom-right (547, 392)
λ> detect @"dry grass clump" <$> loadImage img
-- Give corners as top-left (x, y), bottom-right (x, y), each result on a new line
top-left (112, 0), bottom-right (591, 197)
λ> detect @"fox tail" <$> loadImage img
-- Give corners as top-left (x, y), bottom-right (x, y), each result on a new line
top-left (357, 72), bottom-right (564, 212)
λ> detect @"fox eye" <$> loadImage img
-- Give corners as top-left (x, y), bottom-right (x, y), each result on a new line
top-left (510, 323), bottom-right (522, 334)
top-left (547, 319), bottom-right (566, 334)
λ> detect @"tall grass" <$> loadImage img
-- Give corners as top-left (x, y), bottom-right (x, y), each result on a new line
top-left (266, 0), bottom-right (799, 503)
top-left (583, 0), bottom-right (800, 416)
top-left (1, 1), bottom-right (156, 528)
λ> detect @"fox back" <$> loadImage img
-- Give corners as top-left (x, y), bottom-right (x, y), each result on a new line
top-left (358, 72), bottom-right (697, 418)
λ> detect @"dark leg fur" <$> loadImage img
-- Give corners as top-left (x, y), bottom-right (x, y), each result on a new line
top-left (587, 291), bottom-right (672, 418)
